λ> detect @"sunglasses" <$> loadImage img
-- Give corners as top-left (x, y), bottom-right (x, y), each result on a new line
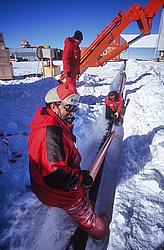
top-left (63, 104), bottom-right (78, 112)
top-left (109, 95), bottom-right (115, 99)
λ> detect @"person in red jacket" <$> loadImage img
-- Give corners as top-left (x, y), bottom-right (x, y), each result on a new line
top-left (28, 83), bottom-right (108, 240)
top-left (105, 91), bottom-right (124, 125)
top-left (62, 30), bottom-right (83, 86)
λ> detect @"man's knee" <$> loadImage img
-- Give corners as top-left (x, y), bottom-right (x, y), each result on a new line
top-left (64, 197), bottom-right (108, 239)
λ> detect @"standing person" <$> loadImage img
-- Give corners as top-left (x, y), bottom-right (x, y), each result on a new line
top-left (28, 83), bottom-right (108, 240)
top-left (105, 91), bottom-right (124, 125)
top-left (62, 30), bottom-right (83, 86)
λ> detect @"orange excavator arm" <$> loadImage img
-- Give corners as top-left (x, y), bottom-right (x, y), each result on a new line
top-left (80, 0), bottom-right (164, 75)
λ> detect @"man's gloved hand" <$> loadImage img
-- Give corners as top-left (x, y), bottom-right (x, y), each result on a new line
top-left (76, 74), bottom-right (80, 81)
top-left (114, 112), bottom-right (119, 119)
top-left (44, 168), bottom-right (79, 190)
top-left (81, 170), bottom-right (93, 188)
top-left (67, 71), bottom-right (72, 77)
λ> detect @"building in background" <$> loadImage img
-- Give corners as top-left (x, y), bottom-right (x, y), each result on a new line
top-left (20, 40), bottom-right (31, 48)
top-left (121, 9), bottom-right (164, 61)
top-left (0, 32), bottom-right (13, 80)
top-left (8, 9), bottom-right (164, 63)
top-left (10, 47), bottom-right (38, 61)
top-left (154, 9), bottom-right (164, 61)
top-left (120, 34), bottom-right (159, 60)
top-left (10, 31), bottom-right (163, 62)
top-left (10, 40), bottom-right (38, 61)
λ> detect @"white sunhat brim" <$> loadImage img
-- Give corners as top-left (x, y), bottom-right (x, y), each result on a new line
top-left (45, 87), bottom-right (61, 103)
top-left (62, 94), bottom-right (80, 106)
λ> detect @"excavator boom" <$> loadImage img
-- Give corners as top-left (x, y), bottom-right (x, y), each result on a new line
top-left (80, 0), bottom-right (164, 75)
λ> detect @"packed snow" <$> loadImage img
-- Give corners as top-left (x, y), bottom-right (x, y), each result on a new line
top-left (0, 59), bottom-right (164, 250)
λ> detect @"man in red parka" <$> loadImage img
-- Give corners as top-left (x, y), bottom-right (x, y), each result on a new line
top-left (28, 83), bottom-right (108, 240)
top-left (105, 91), bottom-right (124, 125)
top-left (62, 30), bottom-right (83, 86)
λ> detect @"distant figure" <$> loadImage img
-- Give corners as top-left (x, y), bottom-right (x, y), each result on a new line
top-left (28, 83), bottom-right (108, 240)
top-left (105, 91), bottom-right (124, 125)
top-left (62, 30), bottom-right (83, 86)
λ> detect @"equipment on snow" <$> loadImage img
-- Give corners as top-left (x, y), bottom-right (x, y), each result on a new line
top-left (89, 131), bottom-right (115, 182)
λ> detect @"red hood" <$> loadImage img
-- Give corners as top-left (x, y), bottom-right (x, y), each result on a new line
top-left (65, 37), bottom-right (80, 47)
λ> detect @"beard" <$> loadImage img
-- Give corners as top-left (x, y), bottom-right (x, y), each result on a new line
top-left (65, 114), bottom-right (75, 124)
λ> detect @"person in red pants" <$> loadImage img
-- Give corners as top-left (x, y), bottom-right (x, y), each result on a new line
top-left (105, 91), bottom-right (124, 125)
top-left (62, 30), bottom-right (83, 86)
top-left (28, 83), bottom-right (108, 240)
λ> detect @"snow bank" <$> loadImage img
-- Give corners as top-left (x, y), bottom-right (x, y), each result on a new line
top-left (0, 60), bottom-right (164, 250)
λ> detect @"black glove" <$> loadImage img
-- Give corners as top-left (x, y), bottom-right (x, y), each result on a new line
top-left (81, 170), bottom-right (93, 188)
top-left (67, 71), bottom-right (72, 77)
top-left (44, 168), bottom-right (78, 190)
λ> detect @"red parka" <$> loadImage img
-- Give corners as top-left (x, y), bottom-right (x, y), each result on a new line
top-left (105, 94), bottom-right (123, 113)
top-left (62, 37), bottom-right (81, 85)
top-left (28, 107), bottom-right (85, 207)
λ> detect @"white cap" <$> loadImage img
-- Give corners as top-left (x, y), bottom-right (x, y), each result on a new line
top-left (45, 84), bottom-right (80, 105)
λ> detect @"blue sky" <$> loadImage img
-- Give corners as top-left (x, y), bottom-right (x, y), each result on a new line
top-left (1, 0), bottom-right (162, 49)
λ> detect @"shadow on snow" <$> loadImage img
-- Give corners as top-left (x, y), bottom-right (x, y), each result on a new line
top-left (117, 125), bottom-right (164, 185)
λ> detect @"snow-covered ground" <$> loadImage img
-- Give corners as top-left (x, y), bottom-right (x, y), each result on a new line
top-left (0, 59), bottom-right (164, 250)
